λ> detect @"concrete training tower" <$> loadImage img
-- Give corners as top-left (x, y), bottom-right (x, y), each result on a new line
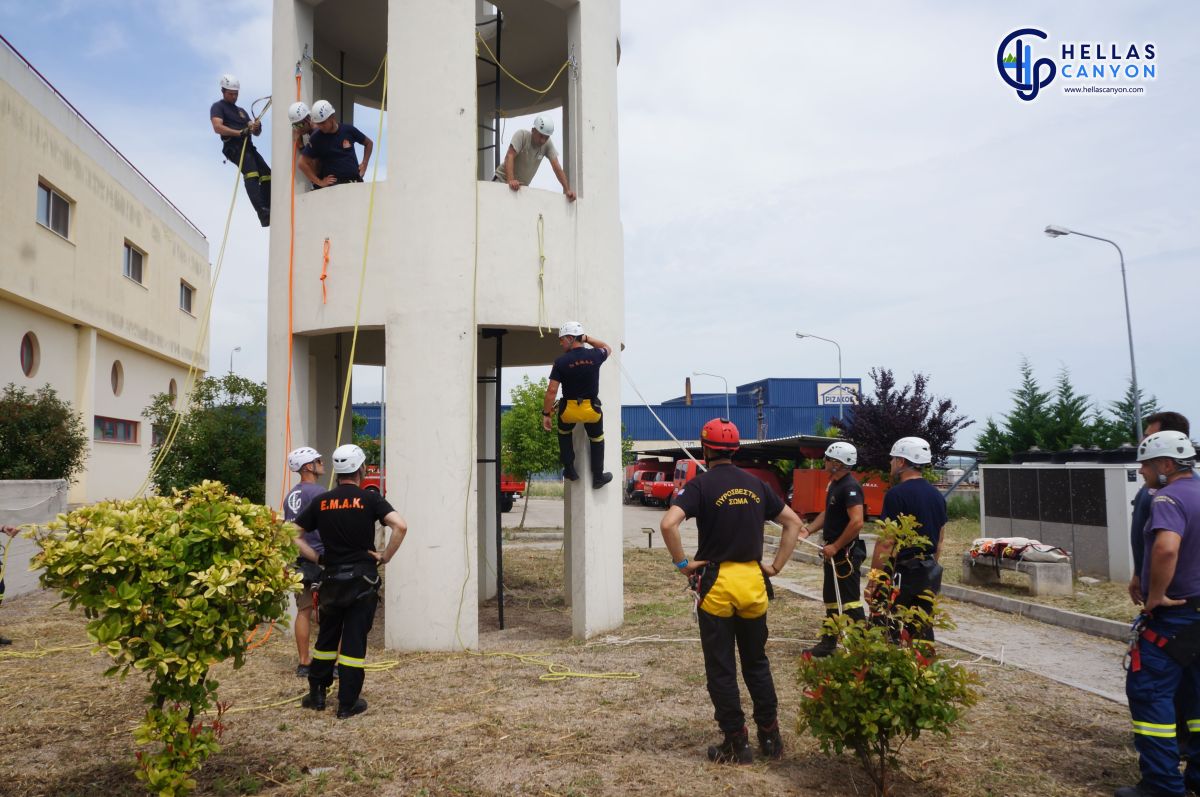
top-left (266, 0), bottom-right (624, 650)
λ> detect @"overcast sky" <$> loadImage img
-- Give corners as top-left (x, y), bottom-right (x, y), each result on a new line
top-left (3, 1), bottom-right (1196, 447)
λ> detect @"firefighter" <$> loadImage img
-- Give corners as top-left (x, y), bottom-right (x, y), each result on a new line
top-left (660, 419), bottom-right (803, 763)
top-left (541, 322), bottom-right (613, 488)
top-left (867, 436), bottom-right (947, 642)
top-left (209, 74), bottom-right (270, 226)
top-left (284, 446), bottom-right (325, 677)
top-left (800, 441), bottom-right (866, 657)
top-left (292, 444), bottom-right (407, 719)
top-left (1118, 431), bottom-right (1200, 797)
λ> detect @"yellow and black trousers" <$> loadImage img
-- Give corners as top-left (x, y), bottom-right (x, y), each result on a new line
top-left (694, 561), bottom-right (778, 733)
top-left (557, 398), bottom-right (605, 479)
top-left (310, 563), bottom-right (378, 710)
top-left (819, 538), bottom-right (867, 640)
top-left (222, 138), bottom-right (271, 226)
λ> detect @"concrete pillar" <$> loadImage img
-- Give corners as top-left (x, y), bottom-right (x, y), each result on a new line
top-left (69, 325), bottom-right (96, 505)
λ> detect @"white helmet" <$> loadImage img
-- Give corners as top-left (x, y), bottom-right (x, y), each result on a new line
top-left (558, 321), bottom-right (584, 339)
top-left (825, 441), bottom-right (857, 467)
top-left (219, 74), bottom-right (240, 91)
top-left (311, 100), bottom-right (336, 123)
top-left (1137, 431), bottom-right (1197, 463)
top-left (890, 436), bottom-right (932, 465)
top-left (287, 446), bottom-right (321, 473)
top-left (332, 443), bottom-right (367, 474)
top-left (288, 101), bottom-right (311, 125)
top-left (533, 115), bottom-right (554, 136)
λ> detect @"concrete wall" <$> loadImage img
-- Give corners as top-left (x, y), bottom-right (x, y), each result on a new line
top-left (0, 480), bottom-right (68, 599)
top-left (268, 0), bottom-right (624, 650)
top-left (0, 40), bottom-right (210, 503)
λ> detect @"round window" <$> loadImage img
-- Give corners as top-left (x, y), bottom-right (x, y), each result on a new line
top-left (19, 332), bottom-right (39, 378)
top-left (111, 360), bottom-right (124, 396)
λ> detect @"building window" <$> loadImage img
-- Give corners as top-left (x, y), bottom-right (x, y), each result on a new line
top-left (168, 378), bottom-right (178, 403)
top-left (179, 281), bottom-right (195, 314)
top-left (36, 181), bottom-right (71, 238)
top-left (94, 415), bottom-right (139, 444)
top-left (19, 332), bottom-right (39, 378)
top-left (124, 242), bottom-right (145, 284)
top-left (111, 360), bottom-right (124, 396)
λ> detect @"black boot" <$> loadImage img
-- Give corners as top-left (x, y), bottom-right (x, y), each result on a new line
top-left (706, 727), bottom-right (752, 764)
top-left (301, 683), bottom-right (326, 711)
top-left (337, 698), bottom-right (368, 719)
top-left (757, 721), bottom-right (783, 760)
top-left (592, 472), bottom-right (613, 489)
top-left (563, 465), bottom-right (579, 481)
top-left (804, 636), bottom-right (837, 658)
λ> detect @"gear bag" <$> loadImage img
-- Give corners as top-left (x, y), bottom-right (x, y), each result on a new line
top-left (318, 561), bottom-right (381, 611)
top-left (896, 557), bottom-right (944, 602)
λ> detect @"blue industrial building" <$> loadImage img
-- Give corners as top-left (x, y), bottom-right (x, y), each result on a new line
top-left (351, 377), bottom-right (861, 443)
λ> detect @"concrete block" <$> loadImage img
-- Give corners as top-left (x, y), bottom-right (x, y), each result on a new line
top-left (961, 552), bottom-right (1073, 596)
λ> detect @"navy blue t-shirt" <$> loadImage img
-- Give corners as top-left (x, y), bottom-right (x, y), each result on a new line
top-left (209, 99), bottom-right (251, 142)
top-left (549, 346), bottom-right (609, 400)
top-left (302, 123), bottom-right (367, 179)
top-left (673, 462), bottom-right (786, 563)
top-left (880, 477), bottom-right (948, 560)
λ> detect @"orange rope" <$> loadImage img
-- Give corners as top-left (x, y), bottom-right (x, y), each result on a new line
top-left (245, 621), bottom-right (275, 652)
top-left (321, 238), bottom-right (331, 304)
top-left (278, 71), bottom-right (302, 511)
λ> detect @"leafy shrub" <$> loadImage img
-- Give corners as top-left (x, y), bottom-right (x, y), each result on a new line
top-left (33, 481), bottom-right (299, 797)
top-left (797, 515), bottom-right (979, 796)
top-left (947, 493), bottom-right (980, 521)
top-left (0, 383), bottom-right (88, 482)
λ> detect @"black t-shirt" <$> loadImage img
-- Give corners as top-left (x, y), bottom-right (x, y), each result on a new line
top-left (209, 99), bottom-right (251, 142)
top-left (880, 477), bottom-right (948, 560)
top-left (673, 463), bottom-right (786, 563)
top-left (301, 123), bottom-right (367, 179)
top-left (293, 483), bottom-right (395, 566)
top-left (549, 346), bottom-right (608, 400)
top-left (823, 474), bottom-right (864, 543)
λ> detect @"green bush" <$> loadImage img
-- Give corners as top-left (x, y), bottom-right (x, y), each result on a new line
top-left (0, 383), bottom-right (88, 482)
top-left (797, 515), bottom-right (979, 796)
top-left (33, 481), bottom-right (299, 797)
top-left (947, 493), bottom-right (980, 521)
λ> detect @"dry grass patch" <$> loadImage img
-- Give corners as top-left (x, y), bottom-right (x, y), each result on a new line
top-left (0, 547), bottom-right (1137, 796)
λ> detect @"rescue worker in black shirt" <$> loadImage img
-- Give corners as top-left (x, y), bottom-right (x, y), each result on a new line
top-left (209, 73), bottom-right (271, 227)
top-left (800, 441), bottom-right (867, 657)
top-left (867, 436), bottom-right (947, 642)
top-left (661, 419), bottom-right (803, 764)
top-left (541, 321), bottom-right (614, 488)
top-left (293, 444), bottom-right (407, 719)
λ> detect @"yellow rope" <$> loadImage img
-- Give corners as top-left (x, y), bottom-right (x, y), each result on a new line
top-left (537, 214), bottom-right (549, 337)
top-left (0, 641), bottom-right (91, 661)
top-left (308, 55), bottom-right (386, 89)
top-left (475, 31), bottom-right (571, 98)
top-left (328, 58), bottom-right (389, 484)
top-left (466, 649), bottom-right (640, 682)
top-left (136, 133), bottom-right (251, 497)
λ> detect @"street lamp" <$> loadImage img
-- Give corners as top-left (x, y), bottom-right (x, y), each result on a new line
top-left (1044, 224), bottom-right (1142, 441)
top-left (795, 332), bottom-right (845, 420)
top-left (229, 346), bottom-right (242, 374)
top-left (692, 371), bottom-right (730, 420)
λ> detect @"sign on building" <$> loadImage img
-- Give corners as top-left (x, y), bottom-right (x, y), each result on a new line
top-left (818, 383), bottom-right (859, 406)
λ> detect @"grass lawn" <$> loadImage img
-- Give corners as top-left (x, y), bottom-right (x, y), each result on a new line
top-left (0, 547), bottom-right (1138, 796)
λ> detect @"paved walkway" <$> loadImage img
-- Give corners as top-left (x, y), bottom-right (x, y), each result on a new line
top-left (507, 497), bottom-right (1131, 704)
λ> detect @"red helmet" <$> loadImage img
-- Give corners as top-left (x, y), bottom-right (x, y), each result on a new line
top-left (701, 418), bottom-right (740, 451)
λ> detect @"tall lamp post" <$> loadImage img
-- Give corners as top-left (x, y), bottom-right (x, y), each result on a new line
top-left (1044, 224), bottom-right (1142, 441)
top-left (692, 371), bottom-right (730, 420)
top-left (795, 332), bottom-right (845, 421)
top-left (228, 345), bottom-right (242, 375)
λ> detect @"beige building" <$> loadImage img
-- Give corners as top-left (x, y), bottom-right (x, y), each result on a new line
top-left (0, 37), bottom-right (210, 504)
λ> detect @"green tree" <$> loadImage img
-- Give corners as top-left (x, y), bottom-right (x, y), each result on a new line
top-left (143, 374), bottom-right (267, 503)
top-left (621, 424), bottom-right (635, 467)
top-left (1044, 367), bottom-right (1094, 450)
top-left (834, 368), bottom-right (972, 473)
top-left (0, 383), bottom-right (88, 482)
top-left (352, 412), bottom-right (381, 466)
top-left (976, 359), bottom-right (1054, 463)
top-left (501, 376), bottom-right (562, 528)
top-left (1093, 379), bottom-right (1159, 447)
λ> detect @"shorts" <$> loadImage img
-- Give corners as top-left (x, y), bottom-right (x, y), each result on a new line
top-left (296, 588), bottom-right (314, 612)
